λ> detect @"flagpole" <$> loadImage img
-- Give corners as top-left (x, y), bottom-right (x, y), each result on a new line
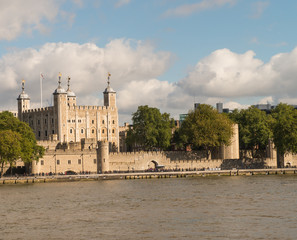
top-left (40, 72), bottom-right (43, 108)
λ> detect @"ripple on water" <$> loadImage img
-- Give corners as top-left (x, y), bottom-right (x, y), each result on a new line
top-left (0, 176), bottom-right (297, 239)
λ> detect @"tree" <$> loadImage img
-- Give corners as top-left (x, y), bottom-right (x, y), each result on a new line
top-left (229, 107), bottom-right (273, 157)
top-left (271, 103), bottom-right (297, 167)
top-left (126, 105), bottom-right (174, 150)
top-left (0, 111), bottom-right (44, 174)
top-left (179, 104), bottom-right (233, 158)
top-left (0, 130), bottom-right (22, 176)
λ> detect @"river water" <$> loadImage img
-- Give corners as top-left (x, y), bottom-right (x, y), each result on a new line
top-left (0, 175), bottom-right (297, 240)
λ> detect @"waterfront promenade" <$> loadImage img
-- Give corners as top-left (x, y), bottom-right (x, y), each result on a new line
top-left (1, 168), bottom-right (297, 184)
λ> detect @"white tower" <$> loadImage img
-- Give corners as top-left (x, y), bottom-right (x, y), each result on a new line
top-left (17, 80), bottom-right (30, 121)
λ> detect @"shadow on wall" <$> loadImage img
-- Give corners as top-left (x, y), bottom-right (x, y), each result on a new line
top-left (221, 158), bottom-right (267, 170)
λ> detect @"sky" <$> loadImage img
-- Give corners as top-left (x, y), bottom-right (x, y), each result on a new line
top-left (1, 0), bottom-right (297, 124)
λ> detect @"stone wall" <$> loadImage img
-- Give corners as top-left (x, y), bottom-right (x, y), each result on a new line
top-left (32, 149), bottom-right (98, 174)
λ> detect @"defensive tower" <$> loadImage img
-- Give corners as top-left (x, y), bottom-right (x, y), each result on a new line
top-left (17, 80), bottom-right (30, 121)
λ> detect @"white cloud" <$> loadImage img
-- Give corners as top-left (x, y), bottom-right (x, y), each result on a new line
top-left (115, 0), bottom-right (131, 8)
top-left (117, 79), bottom-right (175, 114)
top-left (163, 0), bottom-right (236, 17)
top-left (0, 39), bottom-right (173, 121)
top-left (3, 39), bottom-right (297, 123)
top-left (257, 96), bottom-right (274, 105)
top-left (224, 101), bottom-right (249, 110)
top-left (178, 46), bottom-right (297, 111)
top-left (0, 0), bottom-right (73, 41)
top-left (250, 1), bottom-right (269, 19)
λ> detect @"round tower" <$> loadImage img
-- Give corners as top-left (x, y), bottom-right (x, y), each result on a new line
top-left (103, 73), bottom-right (116, 107)
top-left (53, 73), bottom-right (68, 142)
top-left (17, 79), bottom-right (30, 121)
top-left (98, 140), bottom-right (109, 173)
top-left (66, 76), bottom-right (76, 107)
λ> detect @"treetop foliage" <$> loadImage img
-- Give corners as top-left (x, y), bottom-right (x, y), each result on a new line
top-left (229, 106), bottom-right (272, 156)
top-left (271, 103), bottom-right (297, 156)
top-left (0, 111), bottom-right (44, 174)
top-left (178, 104), bottom-right (233, 154)
top-left (126, 105), bottom-right (174, 150)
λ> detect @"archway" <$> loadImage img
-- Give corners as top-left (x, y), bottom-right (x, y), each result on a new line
top-left (147, 160), bottom-right (165, 171)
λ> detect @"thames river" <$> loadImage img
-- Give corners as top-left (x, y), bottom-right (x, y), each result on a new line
top-left (0, 175), bottom-right (297, 240)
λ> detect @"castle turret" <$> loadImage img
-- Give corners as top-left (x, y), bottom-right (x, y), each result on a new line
top-left (103, 73), bottom-right (116, 107)
top-left (66, 76), bottom-right (76, 107)
top-left (17, 79), bottom-right (30, 121)
top-left (53, 73), bottom-right (68, 142)
top-left (98, 140), bottom-right (109, 173)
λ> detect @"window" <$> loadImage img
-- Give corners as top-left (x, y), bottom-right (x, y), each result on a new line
top-left (112, 120), bottom-right (115, 124)
top-left (81, 129), bottom-right (84, 134)
top-left (38, 131), bottom-right (40, 137)
top-left (102, 120), bottom-right (104, 124)
top-left (41, 160), bottom-right (44, 165)
top-left (102, 129), bottom-right (104, 134)
top-left (70, 129), bottom-right (73, 134)
top-left (78, 159), bottom-right (81, 164)
top-left (38, 120), bottom-right (40, 125)
top-left (45, 119), bottom-right (47, 124)
top-left (57, 160), bottom-right (60, 165)
top-left (52, 130), bottom-right (54, 134)
top-left (112, 129), bottom-right (115, 134)
top-left (68, 160), bottom-right (71, 165)
top-left (93, 159), bottom-right (96, 164)
top-left (52, 118), bottom-right (54, 124)
top-left (92, 120), bottom-right (94, 124)
top-left (45, 130), bottom-right (47, 136)
top-left (92, 129), bottom-right (94, 134)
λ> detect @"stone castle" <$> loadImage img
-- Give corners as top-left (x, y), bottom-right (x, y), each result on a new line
top-left (15, 73), bottom-right (283, 175)
top-left (18, 74), bottom-right (119, 149)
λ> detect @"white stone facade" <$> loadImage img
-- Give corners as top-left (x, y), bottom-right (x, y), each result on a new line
top-left (17, 76), bottom-right (119, 149)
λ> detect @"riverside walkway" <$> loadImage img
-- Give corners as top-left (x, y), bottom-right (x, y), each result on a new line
top-left (1, 168), bottom-right (297, 184)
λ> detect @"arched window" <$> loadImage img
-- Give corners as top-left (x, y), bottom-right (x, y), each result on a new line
top-left (92, 129), bottom-right (95, 134)
top-left (81, 129), bottom-right (84, 134)
top-left (102, 129), bottom-right (105, 134)
top-left (70, 129), bottom-right (73, 134)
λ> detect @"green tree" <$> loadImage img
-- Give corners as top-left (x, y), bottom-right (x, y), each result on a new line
top-left (271, 103), bottom-right (297, 167)
top-left (0, 111), bottom-right (44, 174)
top-left (0, 130), bottom-right (22, 176)
top-left (229, 107), bottom-right (272, 157)
top-left (126, 105), bottom-right (174, 150)
top-left (179, 104), bottom-right (233, 158)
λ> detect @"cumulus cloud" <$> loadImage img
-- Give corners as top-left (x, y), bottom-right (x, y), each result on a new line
top-left (163, 0), bottom-right (237, 17)
top-left (258, 96), bottom-right (274, 104)
top-left (0, 0), bottom-right (72, 41)
top-left (0, 39), bottom-right (173, 118)
top-left (177, 46), bottom-right (297, 113)
top-left (3, 38), bottom-right (297, 123)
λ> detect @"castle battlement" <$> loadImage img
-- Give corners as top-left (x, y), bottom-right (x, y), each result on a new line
top-left (74, 105), bottom-right (108, 110)
top-left (24, 106), bottom-right (53, 113)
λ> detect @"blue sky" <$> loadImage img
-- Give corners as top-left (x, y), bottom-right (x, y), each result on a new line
top-left (1, 0), bottom-right (297, 123)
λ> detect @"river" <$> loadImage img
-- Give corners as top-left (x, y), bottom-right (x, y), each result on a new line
top-left (0, 175), bottom-right (296, 240)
